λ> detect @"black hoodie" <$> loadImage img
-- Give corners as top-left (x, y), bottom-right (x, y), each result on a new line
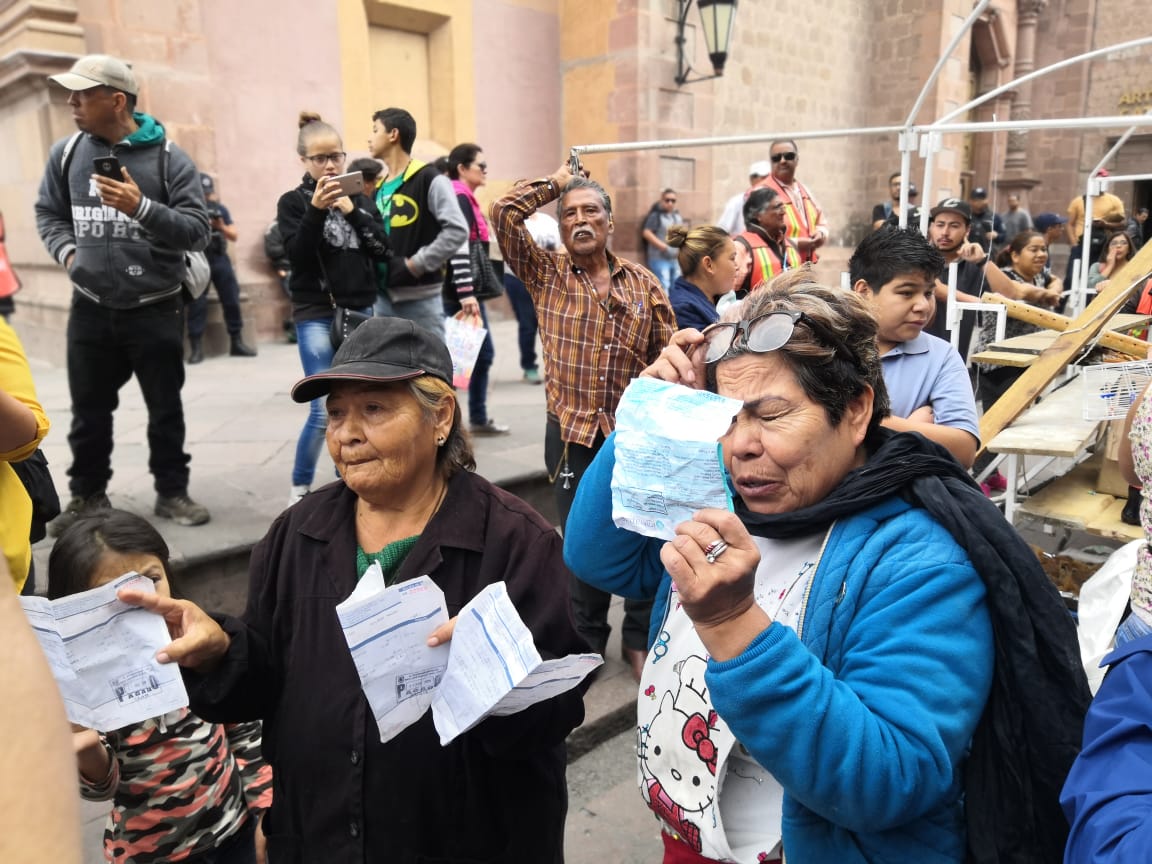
top-left (277, 175), bottom-right (389, 317)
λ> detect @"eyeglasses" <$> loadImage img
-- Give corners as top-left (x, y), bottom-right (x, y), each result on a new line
top-left (701, 311), bottom-right (843, 364)
top-left (663, 197), bottom-right (677, 203)
top-left (770, 151), bottom-right (797, 163)
top-left (473, 161), bottom-right (488, 171)
top-left (304, 152), bottom-right (347, 166)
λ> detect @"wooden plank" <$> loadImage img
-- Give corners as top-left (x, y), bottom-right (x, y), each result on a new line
top-left (968, 349), bottom-right (1036, 368)
top-left (981, 294), bottom-right (1150, 357)
top-left (1017, 462), bottom-right (1112, 528)
top-left (986, 382), bottom-right (1101, 456)
top-left (1086, 498), bottom-right (1145, 542)
top-left (977, 243), bottom-right (1152, 456)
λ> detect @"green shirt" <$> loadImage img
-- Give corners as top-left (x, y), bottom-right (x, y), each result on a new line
top-left (356, 535), bottom-right (419, 585)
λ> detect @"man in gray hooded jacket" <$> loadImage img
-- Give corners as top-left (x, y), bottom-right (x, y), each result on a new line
top-left (35, 54), bottom-right (212, 534)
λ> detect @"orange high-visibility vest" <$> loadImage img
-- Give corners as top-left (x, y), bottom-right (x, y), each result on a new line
top-left (736, 230), bottom-right (800, 292)
top-left (762, 177), bottom-right (823, 263)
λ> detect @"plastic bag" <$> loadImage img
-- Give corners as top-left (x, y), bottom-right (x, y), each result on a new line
top-left (444, 312), bottom-right (487, 390)
top-left (1076, 539), bottom-right (1139, 694)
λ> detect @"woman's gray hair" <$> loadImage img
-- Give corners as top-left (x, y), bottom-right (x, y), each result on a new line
top-left (406, 375), bottom-right (476, 478)
top-left (712, 271), bottom-right (890, 434)
top-left (558, 176), bottom-right (613, 218)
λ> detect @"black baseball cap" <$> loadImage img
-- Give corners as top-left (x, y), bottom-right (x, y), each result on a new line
top-left (291, 317), bottom-right (453, 403)
top-left (970, 187), bottom-right (989, 199)
top-left (929, 197), bottom-right (971, 223)
top-left (200, 173), bottom-right (215, 195)
top-left (1034, 212), bottom-right (1068, 233)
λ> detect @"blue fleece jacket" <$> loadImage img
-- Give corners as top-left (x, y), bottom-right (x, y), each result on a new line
top-left (564, 433), bottom-right (993, 863)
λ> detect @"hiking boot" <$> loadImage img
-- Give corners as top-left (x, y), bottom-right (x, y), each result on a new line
top-left (188, 339), bottom-right (204, 365)
top-left (230, 336), bottom-right (257, 357)
top-left (155, 493), bottom-right (211, 526)
top-left (470, 419), bottom-right (511, 436)
top-left (523, 367), bottom-right (543, 385)
top-left (48, 492), bottom-right (111, 538)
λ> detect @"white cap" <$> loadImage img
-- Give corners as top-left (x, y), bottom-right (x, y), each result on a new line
top-left (748, 160), bottom-right (772, 178)
top-left (50, 54), bottom-right (139, 96)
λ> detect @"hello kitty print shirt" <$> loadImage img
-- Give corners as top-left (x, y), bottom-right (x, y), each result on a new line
top-left (636, 528), bottom-right (828, 863)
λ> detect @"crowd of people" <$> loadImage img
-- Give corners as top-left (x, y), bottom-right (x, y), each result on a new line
top-left (4, 50), bottom-right (1152, 864)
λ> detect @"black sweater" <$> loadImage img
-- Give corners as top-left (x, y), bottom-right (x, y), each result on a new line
top-left (277, 174), bottom-right (388, 312)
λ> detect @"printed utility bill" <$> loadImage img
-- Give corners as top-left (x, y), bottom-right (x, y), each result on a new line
top-left (431, 581), bottom-right (602, 745)
top-left (20, 572), bottom-right (189, 729)
top-left (612, 377), bottom-right (743, 539)
top-left (338, 569), bottom-right (601, 746)
top-left (337, 566), bottom-right (450, 744)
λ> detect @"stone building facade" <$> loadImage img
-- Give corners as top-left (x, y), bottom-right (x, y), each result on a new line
top-left (1, 0), bottom-right (1148, 361)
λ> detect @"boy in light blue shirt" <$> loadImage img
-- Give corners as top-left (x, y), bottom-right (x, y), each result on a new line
top-left (851, 227), bottom-right (980, 468)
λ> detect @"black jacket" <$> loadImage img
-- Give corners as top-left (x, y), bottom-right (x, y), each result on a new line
top-left (185, 472), bottom-right (588, 864)
top-left (277, 175), bottom-right (388, 311)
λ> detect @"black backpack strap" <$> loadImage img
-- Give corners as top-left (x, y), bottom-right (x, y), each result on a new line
top-left (58, 131), bottom-right (84, 204)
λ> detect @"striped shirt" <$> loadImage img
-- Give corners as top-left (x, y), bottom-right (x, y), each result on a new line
top-left (492, 180), bottom-right (675, 447)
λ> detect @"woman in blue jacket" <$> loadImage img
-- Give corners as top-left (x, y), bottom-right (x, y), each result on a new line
top-left (565, 275), bottom-right (1081, 863)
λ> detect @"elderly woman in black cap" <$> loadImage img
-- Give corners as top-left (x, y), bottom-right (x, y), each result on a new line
top-left (119, 317), bottom-right (588, 864)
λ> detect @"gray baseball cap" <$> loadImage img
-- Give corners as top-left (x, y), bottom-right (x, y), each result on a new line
top-left (50, 54), bottom-right (139, 96)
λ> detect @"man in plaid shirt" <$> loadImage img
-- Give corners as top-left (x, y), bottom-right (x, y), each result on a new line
top-left (492, 163), bottom-right (675, 679)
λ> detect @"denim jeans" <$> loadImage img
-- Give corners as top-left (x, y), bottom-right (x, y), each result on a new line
top-left (186, 252), bottom-right (243, 339)
top-left (292, 309), bottom-right (370, 487)
top-left (66, 294), bottom-right (190, 497)
top-left (646, 255), bottom-right (679, 292)
top-left (504, 271), bottom-right (538, 371)
top-left (467, 301), bottom-right (495, 425)
top-left (373, 292), bottom-right (444, 340)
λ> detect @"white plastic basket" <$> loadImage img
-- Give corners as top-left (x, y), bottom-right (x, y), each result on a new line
top-left (1082, 360), bottom-right (1152, 421)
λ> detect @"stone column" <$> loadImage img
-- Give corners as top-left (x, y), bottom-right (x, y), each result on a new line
top-left (1006, 0), bottom-right (1048, 170)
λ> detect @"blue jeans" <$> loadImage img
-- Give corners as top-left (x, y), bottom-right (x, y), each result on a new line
top-left (646, 256), bottom-right (679, 292)
top-left (292, 310), bottom-right (369, 487)
top-left (504, 272), bottom-right (538, 371)
top-left (374, 292), bottom-right (444, 340)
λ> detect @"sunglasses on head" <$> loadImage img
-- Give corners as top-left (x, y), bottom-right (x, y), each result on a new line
top-left (771, 151), bottom-right (797, 163)
top-left (700, 311), bottom-right (843, 365)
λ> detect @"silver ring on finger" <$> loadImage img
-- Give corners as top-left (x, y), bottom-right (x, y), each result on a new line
top-left (704, 540), bottom-right (729, 564)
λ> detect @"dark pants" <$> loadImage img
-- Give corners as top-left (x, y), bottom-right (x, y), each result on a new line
top-left (504, 271), bottom-right (538, 371)
top-left (545, 417), bottom-right (652, 653)
top-left (469, 301), bottom-right (495, 425)
top-left (66, 294), bottom-right (190, 498)
top-left (973, 365), bottom-right (1023, 475)
top-left (187, 252), bottom-right (243, 339)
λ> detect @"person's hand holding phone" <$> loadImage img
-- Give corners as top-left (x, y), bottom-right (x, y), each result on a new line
top-left (310, 178), bottom-right (349, 212)
top-left (93, 166), bottom-right (142, 216)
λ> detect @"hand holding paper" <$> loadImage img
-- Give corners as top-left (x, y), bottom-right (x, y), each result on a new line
top-left (611, 377), bottom-right (743, 539)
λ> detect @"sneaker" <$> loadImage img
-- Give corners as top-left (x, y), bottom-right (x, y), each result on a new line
top-left (154, 493), bottom-right (211, 526)
top-left (522, 367), bottom-right (543, 385)
top-left (288, 485), bottom-right (310, 507)
top-left (470, 419), bottom-right (511, 436)
top-left (48, 492), bottom-right (111, 538)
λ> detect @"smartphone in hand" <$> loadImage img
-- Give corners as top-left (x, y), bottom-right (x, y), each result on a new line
top-left (328, 171), bottom-right (365, 198)
top-left (92, 156), bottom-right (123, 181)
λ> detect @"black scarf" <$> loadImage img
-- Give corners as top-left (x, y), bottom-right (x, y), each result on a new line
top-left (737, 429), bottom-right (1089, 864)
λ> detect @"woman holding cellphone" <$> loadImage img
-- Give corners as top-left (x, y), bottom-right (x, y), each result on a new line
top-left (277, 111), bottom-right (390, 507)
